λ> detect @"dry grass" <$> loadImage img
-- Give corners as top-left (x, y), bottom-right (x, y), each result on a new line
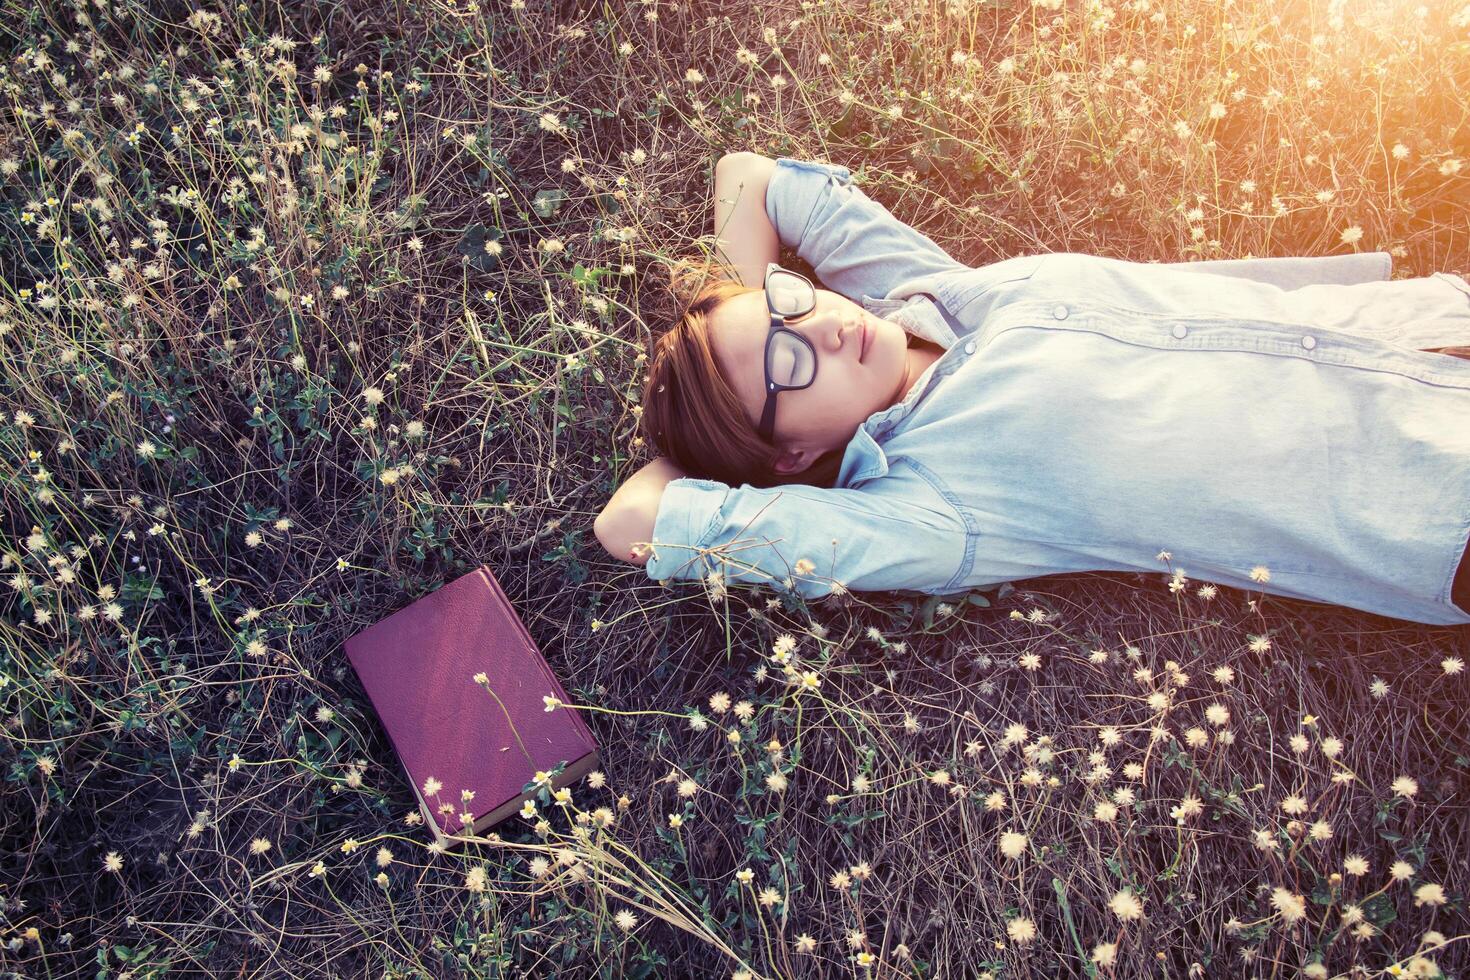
top-left (0, 0), bottom-right (1467, 976)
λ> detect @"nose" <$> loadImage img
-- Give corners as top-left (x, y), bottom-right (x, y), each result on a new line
top-left (843, 313), bottom-right (865, 356)
top-left (794, 306), bottom-right (859, 356)
top-left (818, 311), bottom-right (858, 354)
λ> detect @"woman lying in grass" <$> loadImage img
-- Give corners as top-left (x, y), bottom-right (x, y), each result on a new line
top-left (595, 151), bottom-right (1470, 626)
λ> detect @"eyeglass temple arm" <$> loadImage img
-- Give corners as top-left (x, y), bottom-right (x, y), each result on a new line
top-left (758, 390), bottom-right (778, 442)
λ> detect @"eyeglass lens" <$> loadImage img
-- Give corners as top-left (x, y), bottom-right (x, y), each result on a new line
top-left (767, 272), bottom-right (816, 388)
top-left (768, 270), bottom-right (814, 316)
top-left (767, 330), bottom-right (816, 388)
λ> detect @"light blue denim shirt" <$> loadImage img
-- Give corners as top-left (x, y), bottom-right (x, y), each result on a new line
top-left (646, 157), bottom-right (1470, 626)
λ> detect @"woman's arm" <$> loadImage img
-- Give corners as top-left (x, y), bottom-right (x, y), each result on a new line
top-left (762, 157), bottom-right (967, 302)
top-left (596, 155), bottom-right (770, 567)
top-left (594, 456), bottom-right (692, 565)
top-left (640, 477), bottom-right (970, 601)
top-left (713, 152), bottom-right (780, 288)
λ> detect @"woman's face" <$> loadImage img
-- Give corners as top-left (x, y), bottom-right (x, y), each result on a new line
top-left (707, 286), bottom-right (915, 475)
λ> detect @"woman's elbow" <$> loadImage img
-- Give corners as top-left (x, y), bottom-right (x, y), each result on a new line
top-left (593, 509), bottom-right (652, 566)
top-left (716, 150), bottom-right (769, 174)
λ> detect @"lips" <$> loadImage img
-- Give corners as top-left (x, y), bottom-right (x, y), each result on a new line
top-left (859, 318), bottom-right (871, 362)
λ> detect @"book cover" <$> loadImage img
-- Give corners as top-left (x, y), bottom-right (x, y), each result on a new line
top-left (343, 565), bottom-right (599, 849)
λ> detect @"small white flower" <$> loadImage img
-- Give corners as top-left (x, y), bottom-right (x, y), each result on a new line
top-left (998, 830), bottom-right (1028, 859)
top-left (1413, 882), bottom-right (1447, 907)
top-left (1109, 888), bottom-right (1145, 921)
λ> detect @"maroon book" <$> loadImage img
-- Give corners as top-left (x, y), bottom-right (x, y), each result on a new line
top-left (344, 565), bottom-right (598, 849)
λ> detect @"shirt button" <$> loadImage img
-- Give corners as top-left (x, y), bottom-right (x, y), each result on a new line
top-left (1171, 324), bottom-right (1188, 339)
top-left (1301, 335), bottom-right (1317, 350)
top-left (1052, 304), bottom-right (1069, 319)
top-left (963, 340), bottom-right (976, 355)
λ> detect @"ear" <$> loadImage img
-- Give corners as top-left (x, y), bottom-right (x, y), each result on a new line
top-left (771, 445), bottom-right (822, 476)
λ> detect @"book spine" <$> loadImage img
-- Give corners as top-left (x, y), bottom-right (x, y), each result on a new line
top-left (476, 749), bottom-right (602, 832)
top-left (407, 765), bottom-right (453, 849)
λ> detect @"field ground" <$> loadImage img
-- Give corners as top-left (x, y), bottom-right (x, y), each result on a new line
top-left (0, 0), bottom-right (1467, 976)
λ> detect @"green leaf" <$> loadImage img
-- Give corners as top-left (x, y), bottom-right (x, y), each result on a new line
top-left (567, 263), bottom-right (606, 288)
top-left (1311, 878), bottom-right (1335, 906)
top-left (456, 223), bottom-right (504, 272)
top-left (1052, 877), bottom-right (1091, 973)
top-left (1362, 892), bottom-right (1397, 927)
top-left (827, 103), bottom-right (859, 139)
top-left (121, 575), bottom-right (165, 603)
top-left (532, 189), bottom-right (568, 218)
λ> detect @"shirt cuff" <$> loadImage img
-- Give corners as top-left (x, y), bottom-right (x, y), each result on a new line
top-left (765, 157), bottom-right (854, 252)
top-left (644, 477), bottom-right (730, 584)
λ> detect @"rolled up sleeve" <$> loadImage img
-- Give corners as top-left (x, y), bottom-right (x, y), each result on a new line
top-left (645, 476), bottom-right (966, 601)
top-left (644, 477), bottom-right (730, 584)
top-left (765, 157), bottom-right (967, 303)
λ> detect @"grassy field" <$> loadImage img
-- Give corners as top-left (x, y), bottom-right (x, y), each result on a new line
top-left (1, 0), bottom-right (1468, 976)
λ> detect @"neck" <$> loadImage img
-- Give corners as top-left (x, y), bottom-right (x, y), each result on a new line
top-left (896, 341), bottom-right (938, 404)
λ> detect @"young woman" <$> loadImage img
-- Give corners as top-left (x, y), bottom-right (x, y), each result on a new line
top-left (595, 152), bottom-right (1470, 626)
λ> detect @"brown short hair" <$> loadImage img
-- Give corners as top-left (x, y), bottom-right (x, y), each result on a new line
top-left (639, 258), bottom-right (845, 489)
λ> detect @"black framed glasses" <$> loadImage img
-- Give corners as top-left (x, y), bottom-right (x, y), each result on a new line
top-left (758, 262), bottom-right (819, 442)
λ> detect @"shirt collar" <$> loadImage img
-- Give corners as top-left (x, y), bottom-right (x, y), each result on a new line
top-left (861, 291), bottom-right (962, 350)
top-left (836, 424), bottom-right (888, 487)
top-left (834, 293), bottom-right (965, 488)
